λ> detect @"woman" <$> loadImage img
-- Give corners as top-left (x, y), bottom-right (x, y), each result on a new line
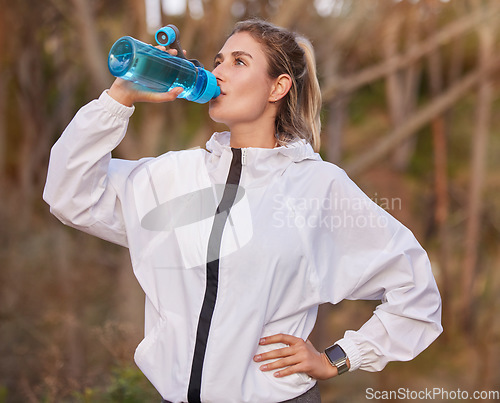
top-left (44, 19), bottom-right (442, 403)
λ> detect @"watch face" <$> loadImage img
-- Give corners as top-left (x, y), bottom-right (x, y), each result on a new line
top-left (326, 345), bottom-right (346, 362)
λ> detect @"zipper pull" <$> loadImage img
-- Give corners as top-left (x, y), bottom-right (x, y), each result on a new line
top-left (241, 149), bottom-right (247, 166)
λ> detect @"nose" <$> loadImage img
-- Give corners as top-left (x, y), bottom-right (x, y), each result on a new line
top-left (212, 63), bottom-right (225, 83)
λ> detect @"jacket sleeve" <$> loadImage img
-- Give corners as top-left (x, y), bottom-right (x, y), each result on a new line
top-left (313, 165), bottom-right (442, 372)
top-left (43, 91), bottom-right (137, 247)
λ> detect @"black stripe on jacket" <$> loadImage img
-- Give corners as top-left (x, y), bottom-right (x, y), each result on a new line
top-left (187, 148), bottom-right (243, 403)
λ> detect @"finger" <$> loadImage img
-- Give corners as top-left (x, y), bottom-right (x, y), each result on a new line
top-left (259, 356), bottom-right (298, 372)
top-left (259, 334), bottom-right (304, 346)
top-left (273, 364), bottom-right (303, 378)
top-left (254, 346), bottom-right (294, 362)
top-left (140, 87), bottom-right (183, 103)
top-left (154, 45), bottom-right (178, 56)
top-left (159, 87), bottom-right (184, 101)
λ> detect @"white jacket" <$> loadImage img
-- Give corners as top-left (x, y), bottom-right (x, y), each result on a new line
top-left (43, 91), bottom-right (442, 403)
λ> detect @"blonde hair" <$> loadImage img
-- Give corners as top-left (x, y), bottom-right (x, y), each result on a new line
top-left (231, 19), bottom-right (322, 152)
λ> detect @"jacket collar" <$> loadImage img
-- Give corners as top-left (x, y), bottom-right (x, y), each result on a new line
top-left (205, 131), bottom-right (321, 188)
top-left (205, 131), bottom-right (320, 163)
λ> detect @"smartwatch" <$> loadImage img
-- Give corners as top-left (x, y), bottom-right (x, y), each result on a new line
top-left (324, 344), bottom-right (349, 375)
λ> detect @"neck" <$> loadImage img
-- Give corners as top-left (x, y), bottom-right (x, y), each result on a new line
top-left (229, 123), bottom-right (277, 149)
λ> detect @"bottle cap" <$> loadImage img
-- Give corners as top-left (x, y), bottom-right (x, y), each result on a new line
top-left (155, 26), bottom-right (177, 47)
top-left (192, 68), bottom-right (221, 104)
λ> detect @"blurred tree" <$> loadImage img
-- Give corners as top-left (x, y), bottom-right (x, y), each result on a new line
top-left (461, 0), bottom-right (496, 335)
top-left (382, 2), bottom-right (421, 171)
top-left (1, 0), bottom-right (500, 400)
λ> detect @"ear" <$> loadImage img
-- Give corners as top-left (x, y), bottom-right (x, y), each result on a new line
top-left (269, 74), bottom-right (292, 103)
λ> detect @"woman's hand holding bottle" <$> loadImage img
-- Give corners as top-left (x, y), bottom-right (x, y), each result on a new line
top-left (108, 46), bottom-right (184, 107)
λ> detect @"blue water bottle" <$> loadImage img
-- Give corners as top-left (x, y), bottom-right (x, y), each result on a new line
top-left (108, 25), bottom-right (220, 104)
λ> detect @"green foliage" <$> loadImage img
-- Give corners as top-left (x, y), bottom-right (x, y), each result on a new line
top-left (72, 366), bottom-right (160, 403)
top-left (349, 82), bottom-right (387, 125)
top-left (0, 386), bottom-right (7, 403)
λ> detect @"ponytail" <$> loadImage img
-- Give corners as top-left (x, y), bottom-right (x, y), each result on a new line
top-left (296, 36), bottom-right (322, 152)
top-left (231, 19), bottom-right (322, 152)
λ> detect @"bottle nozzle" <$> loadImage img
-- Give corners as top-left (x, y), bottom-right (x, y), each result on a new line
top-left (155, 25), bottom-right (178, 47)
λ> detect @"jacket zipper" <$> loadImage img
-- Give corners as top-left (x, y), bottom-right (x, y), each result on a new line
top-left (241, 148), bottom-right (247, 166)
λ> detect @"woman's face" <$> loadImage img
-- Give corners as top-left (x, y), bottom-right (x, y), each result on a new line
top-left (208, 32), bottom-right (276, 129)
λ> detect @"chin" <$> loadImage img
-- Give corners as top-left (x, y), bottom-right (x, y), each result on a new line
top-left (208, 109), bottom-right (222, 124)
top-left (208, 105), bottom-right (230, 126)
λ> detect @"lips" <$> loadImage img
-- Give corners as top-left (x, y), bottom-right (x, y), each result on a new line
top-left (210, 86), bottom-right (225, 103)
top-left (210, 90), bottom-right (224, 104)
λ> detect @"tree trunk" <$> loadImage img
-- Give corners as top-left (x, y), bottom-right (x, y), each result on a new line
top-left (382, 11), bottom-right (406, 166)
top-left (345, 56), bottom-right (500, 176)
top-left (382, 9), bottom-right (421, 171)
top-left (129, 0), bottom-right (149, 40)
top-left (0, 74), bottom-right (7, 183)
top-left (321, 2), bottom-right (500, 101)
top-left (325, 94), bottom-right (349, 164)
top-left (71, 0), bottom-right (109, 92)
top-left (425, 11), bottom-right (452, 336)
top-left (393, 7), bottom-right (421, 170)
top-left (461, 20), bottom-right (494, 334)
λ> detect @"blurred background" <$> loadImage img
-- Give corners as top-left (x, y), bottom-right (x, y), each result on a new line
top-left (0, 0), bottom-right (499, 401)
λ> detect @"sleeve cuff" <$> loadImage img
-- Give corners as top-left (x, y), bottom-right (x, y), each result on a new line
top-left (334, 336), bottom-right (363, 372)
top-left (99, 90), bottom-right (135, 120)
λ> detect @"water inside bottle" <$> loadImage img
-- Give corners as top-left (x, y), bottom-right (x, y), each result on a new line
top-left (109, 38), bottom-right (198, 95)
